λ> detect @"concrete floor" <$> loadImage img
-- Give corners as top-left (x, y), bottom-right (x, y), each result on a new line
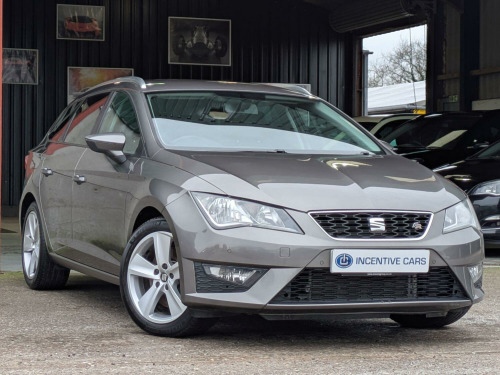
top-left (2, 216), bottom-right (500, 374)
top-left (0, 268), bottom-right (499, 374)
top-left (0, 217), bottom-right (22, 272)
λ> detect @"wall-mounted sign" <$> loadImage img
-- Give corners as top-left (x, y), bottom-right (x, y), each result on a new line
top-left (2, 48), bottom-right (39, 85)
top-left (57, 4), bottom-right (105, 41)
top-left (67, 67), bottom-right (134, 103)
top-left (168, 17), bottom-right (231, 66)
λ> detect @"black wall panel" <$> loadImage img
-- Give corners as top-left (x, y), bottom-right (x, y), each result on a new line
top-left (2, 0), bottom-right (346, 209)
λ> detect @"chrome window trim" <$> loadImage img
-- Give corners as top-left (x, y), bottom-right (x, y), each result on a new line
top-left (308, 209), bottom-right (434, 241)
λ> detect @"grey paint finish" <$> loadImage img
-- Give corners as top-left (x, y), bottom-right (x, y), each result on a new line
top-left (38, 144), bottom-right (85, 253)
top-left (164, 151), bottom-right (464, 212)
top-left (20, 78), bottom-right (484, 321)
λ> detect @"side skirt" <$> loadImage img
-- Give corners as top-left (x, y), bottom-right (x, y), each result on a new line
top-left (50, 253), bottom-right (120, 285)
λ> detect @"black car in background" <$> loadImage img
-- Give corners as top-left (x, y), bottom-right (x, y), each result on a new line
top-left (435, 140), bottom-right (500, 249)
top-left (382, 111), bottom-right (500, 169)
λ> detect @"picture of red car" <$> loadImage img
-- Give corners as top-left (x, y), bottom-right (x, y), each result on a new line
top-left (64, 15), bottom-right (101, 39)
top-left (57, 4), bottom-right (105, 41)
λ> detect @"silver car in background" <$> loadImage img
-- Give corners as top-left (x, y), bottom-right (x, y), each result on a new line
top-left (20, 78), bottom-right (484, 336)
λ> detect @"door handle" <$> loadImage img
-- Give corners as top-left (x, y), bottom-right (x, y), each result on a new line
top-left (41, 168), bottom-right (53, 176)
top-left (73, 175), bottom-right (86, 184)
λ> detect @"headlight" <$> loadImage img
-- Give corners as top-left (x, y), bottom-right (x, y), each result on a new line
top-left (443, 199), bottom-right (480, 233)
top-left (192, 192), bottom-right (302, 233)
top-left (469, 179), bottom-right (500, 196)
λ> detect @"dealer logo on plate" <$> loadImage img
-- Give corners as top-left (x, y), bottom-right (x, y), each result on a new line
top-left (335, 253), bottom-right (353, 268)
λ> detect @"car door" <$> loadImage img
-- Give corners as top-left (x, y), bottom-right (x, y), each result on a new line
top-left (71, 91), bottom-right (145, 275)
top-left (44, 92), bottom-right (112, 261)
top-left (38, 101), bottom-right (84, 254)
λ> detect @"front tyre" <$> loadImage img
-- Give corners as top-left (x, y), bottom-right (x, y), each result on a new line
top-left (390, 307), bottom-right (470, 328)
top-left (22, 202), bottom-right (70, 289)
top-left (120, 218), bottom-right (216, 337)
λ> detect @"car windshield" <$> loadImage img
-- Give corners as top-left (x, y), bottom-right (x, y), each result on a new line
top-left (146, 91), bottom-right (383, 154)
top-left (474, 141), bottom-right (500, 158)
top-left (381, 114), bottom-right (480, 149)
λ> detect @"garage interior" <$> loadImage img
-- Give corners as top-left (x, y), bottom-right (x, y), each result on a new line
top-left (1, 0), bottom-right (499, 214)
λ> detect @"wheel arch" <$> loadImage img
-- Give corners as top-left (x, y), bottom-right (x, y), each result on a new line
top-left (19, 192), bottom-right (37, 230)
top-left (127, 197), bottom-right (170, 240)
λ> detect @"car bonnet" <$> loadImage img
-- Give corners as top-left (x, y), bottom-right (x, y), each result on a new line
top-left (156, 150), bottom-right (465, 213)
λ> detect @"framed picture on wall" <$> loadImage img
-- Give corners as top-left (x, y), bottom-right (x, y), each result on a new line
top-left (2, 48), bottom-right (39, 85)
top-left (168, 17), bottom-right (231, 66)
top-left (67, 67), bottom-right (134, 103)
top-left (57, 4), bottom-right (105, 41)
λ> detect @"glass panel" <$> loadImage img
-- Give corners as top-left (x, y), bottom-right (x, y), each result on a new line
top-left (146, 92), bottom-right (382, 155)
top-left (382, 115), bottom-right (480, 150)
top-left (46, 101), bottom-right (80, 142)
top-left (99, 92), bottom-right (142, 155)
top-left (65, 93), bottom-right (110, 146)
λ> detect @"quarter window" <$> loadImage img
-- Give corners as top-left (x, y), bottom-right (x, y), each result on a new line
top-left (46, 101), bottom-right (81, 142)
top-left (64, 93), bottom-right (110, 146)
top-left (99, 92), bottom-right (142, 155)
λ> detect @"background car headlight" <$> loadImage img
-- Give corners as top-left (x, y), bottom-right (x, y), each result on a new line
top-left (443, 199), bottom-right (480, 233)
top-left (192, 192), bottom-right (302, 233)
top-left (469, 179), bottom-right (500, 196)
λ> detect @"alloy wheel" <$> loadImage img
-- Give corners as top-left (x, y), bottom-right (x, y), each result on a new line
top-left (23, 211), bottom-right (40, 279)
top-left (126, 231), bottom-right (187, 324)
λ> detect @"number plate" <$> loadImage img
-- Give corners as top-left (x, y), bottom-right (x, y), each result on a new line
top-left (330, 249), bottom-right (430, 274)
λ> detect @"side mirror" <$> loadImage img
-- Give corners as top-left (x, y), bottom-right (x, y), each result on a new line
top-left (85, 133), bottom-right (127, 164)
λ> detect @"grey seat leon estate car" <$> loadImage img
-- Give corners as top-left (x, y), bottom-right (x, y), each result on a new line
top-left (20, 77), bottom-right (484, 336)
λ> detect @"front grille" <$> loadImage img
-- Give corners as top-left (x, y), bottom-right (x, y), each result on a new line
top-left (310, 211), bottom-right (432, 239)
top-left (270, 267), bottom-right (467, 304)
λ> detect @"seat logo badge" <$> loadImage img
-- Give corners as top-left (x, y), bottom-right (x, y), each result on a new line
top-left (369, 218), bottom-right (386, 232)
top-left (335, 253), bottom-right (353, 268)
top-left (412, 222), bottom-right (423, 231)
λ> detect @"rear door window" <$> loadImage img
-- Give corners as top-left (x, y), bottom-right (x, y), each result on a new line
top-left (46, 101), bottom-right (81, 142)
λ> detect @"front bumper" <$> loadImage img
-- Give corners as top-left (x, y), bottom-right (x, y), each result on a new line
top-left (165, 194), bottom-right (485, 317)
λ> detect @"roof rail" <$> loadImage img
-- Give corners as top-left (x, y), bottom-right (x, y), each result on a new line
top-left (80, 76), bottom-right (147, 94)
top-left (286, 86), bottom-right (313, 96)
top-left (260, 83), bottom-right (312, 96)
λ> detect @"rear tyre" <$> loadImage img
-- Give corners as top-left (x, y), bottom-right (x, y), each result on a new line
top-left (390, 307), bottom-right (470, 328)
top-left (22, 202), bottom-right (70, 290)
top-left (120, 218), bottom-right (217, 337)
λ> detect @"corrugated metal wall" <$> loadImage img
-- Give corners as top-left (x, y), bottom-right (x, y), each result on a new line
top-left (437, 1), bottom-right (460, 111)
top-left (2, 0), bottom-right (346, 210)
top-left (479, 0), bottom-right (500, 100)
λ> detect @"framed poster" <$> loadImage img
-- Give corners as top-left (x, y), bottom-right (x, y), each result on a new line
top-left (2, 48), bottom-right (38, 85)
top-left (57, 4), bottom-right (105, 41)
top-left (67, 67), bottom-right (134, 103)
top-left (168, 17), bottom-right (231, 66)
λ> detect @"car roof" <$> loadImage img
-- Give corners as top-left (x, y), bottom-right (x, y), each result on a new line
top-left (80, 77), bottom-right (314, 99)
